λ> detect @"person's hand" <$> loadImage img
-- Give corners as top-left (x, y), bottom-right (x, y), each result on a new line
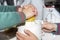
top-left (16, 30), bottom-right (38, 40)
top-left (17, 4), bottom-right (38, 19)
top-left (42, 21), bottom-right (57, 32)
top-left (23, 4), bottom-right (37, 19)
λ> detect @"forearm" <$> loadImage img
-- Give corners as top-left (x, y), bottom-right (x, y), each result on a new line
top-left (0, 6), bottom-right (26, 30)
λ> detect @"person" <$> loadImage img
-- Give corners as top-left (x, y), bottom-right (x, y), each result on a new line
top-left (0, 5), bottom-right (37, 31)
top-left (0, 0), bottom-right (37, 40)
top-left (16, 0), bottom-right (44, 40)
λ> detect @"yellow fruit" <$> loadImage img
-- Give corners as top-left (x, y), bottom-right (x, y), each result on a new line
top-left (26, 16), bottom-right (35, 22)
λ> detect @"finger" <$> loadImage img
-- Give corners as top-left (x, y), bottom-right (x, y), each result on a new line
top-left (24, 30), bottom-right (36, 37)
top-left (42, 22), bottom-right (51, 29)
top-left (42, 29), bottom-right (52, 33)
top-left (17, 36), bottom-right (23, 40)
top-left (17, 37), bottom-right (19, 40)
top-left (16, 32), bottom-right (28, 39)
top-left (42, 24), bottom-right (47, 29)
top-left (42, 21), bottom-right (48, 28)
top-left (42, 23), bottom-right (50, 30)
top-left (16, 34), bottom-right (23, 40)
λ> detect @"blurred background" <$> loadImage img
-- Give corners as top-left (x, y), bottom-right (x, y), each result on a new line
top-left (45, 0), bottom-right (56, 2)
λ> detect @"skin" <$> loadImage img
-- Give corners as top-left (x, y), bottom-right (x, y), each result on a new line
top-left (17, 4), bottom-right (38, 19)
top-left (16, 30), bottom-right (38, 40)
top-left (42, 21), bottom-right (57, 32)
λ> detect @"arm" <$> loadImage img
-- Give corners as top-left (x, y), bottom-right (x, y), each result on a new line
top-left (0, 12), bottom-right (26, 30)
top-left (0, 6), bottom-right (26, 30)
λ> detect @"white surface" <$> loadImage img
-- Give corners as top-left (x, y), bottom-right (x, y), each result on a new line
top-left (42, 32), bottom-right (60, 40)
top-left (10, 37), bottom-right (16, 40)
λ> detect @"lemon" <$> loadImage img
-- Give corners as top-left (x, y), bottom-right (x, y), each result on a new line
top-left (26, 16), bottom-right (35, 22)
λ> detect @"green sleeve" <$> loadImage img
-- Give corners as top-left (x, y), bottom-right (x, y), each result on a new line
top-left (0, 6), bottom-right (26, 30)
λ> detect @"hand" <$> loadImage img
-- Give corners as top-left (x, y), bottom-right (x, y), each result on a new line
top-left (23, 4), bottom-right (37, 19)
top-left (16, 30), bottom-right (38, 40)
top-left (17, 4), bottom-right (38, 19)
top-left (42, 21), bottom-right (57, 32)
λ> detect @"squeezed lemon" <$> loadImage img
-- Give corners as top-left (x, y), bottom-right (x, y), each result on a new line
top-left (26, 16), bottom-right (35, 22)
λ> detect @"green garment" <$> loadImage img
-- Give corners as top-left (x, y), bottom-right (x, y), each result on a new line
top-left (0, 6), bottom-right (26, 30)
